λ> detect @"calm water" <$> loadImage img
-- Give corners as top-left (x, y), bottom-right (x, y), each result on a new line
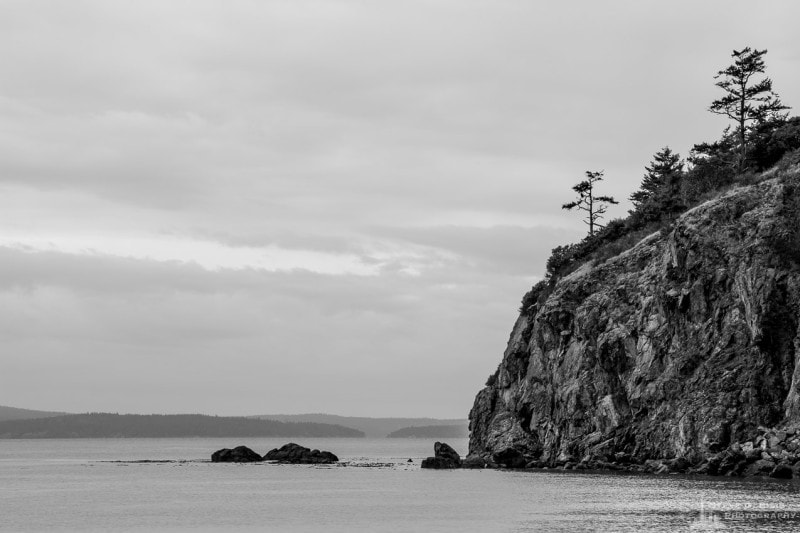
top-left (1, 438), bottom-right (799, 532)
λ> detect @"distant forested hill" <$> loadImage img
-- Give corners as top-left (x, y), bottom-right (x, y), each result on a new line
top-left (252, 414), bottom-right (468, 438)
top-left (386, 424), bottom-right (469, 439)
top-left (0, 413), bottom-right (364, 438)
top-left (0, 405), bottom-right (66, 422)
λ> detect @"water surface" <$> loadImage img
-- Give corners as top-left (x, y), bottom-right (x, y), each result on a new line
top-left (1, 438), bottom-right (798, 532)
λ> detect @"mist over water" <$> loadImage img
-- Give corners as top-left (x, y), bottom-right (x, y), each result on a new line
top-left (2, 438), bottom-right (799, 532)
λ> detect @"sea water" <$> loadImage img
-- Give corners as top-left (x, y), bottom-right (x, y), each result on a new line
top-left (1, 438), bottom-right (799, 532)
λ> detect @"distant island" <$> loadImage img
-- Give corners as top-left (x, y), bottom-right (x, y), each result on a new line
top-left (252, 413), bottom-right (468, 439)
top-left (0, 405), bottom-right (468, 439)
top-left (386, 424), bottom-right (469, 439)
top-left (0, 413), bottom-right (364, 439)
top-left (0, 405), bottom-right (66, 422)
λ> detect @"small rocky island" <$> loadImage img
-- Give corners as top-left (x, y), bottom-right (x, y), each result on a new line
top-left (211, 443), bottom-right (339, 464)
top-left (420, 442), bottom-right (462, 469)
top-left (264, 443), bottom-right (339, 464)
top-left (211, 445), bottom-right (263, 463)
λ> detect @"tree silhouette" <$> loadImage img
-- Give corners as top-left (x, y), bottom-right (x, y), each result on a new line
top-left (709, 47), bottom-right (789, 171)
top-left (630, 147), bottom-right (684, 220)
top-left (562, 170), bottom-right (618, 237)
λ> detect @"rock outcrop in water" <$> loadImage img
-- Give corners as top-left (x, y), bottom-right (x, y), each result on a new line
top-left (211, 445), bottom-right (263, 463)
top-left (468, 174), bottom-right (800, 477)
top-left (421, 441), bottom-right (462, 469)
top-left (263, 443), bottom-right (339, 464)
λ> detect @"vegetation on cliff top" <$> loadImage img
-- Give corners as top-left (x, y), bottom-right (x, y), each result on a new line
top-left (520, 47), bottom-right (800, 316)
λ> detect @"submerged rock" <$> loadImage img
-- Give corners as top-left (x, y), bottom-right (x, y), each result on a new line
top-left (467, 174), bottom-right (800, 478)
top-left (421, 441), bottom-right (462, 469)
top-left (211, 445), bottom-right (263, 463)
top-left (263, 443), bottom-right (338, 464)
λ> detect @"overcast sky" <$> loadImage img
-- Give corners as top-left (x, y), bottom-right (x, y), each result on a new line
top-left (1, 1), bottom-right (799, 418)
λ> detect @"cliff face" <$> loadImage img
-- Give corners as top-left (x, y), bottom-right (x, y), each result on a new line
top-left (469, 175), bottom-right (800, 470)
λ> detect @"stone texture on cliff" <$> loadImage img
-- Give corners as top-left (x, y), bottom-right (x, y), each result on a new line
top-left (469, 175), bottom-right (800, 475)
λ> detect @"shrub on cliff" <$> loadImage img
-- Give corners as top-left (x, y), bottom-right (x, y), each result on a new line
top-left (542, 218), bottom-right (629, 280)
top-left (750, 117), bottom-right (800, 170)
top-left (775, 147), bottom-right (800, 174)
top-left (519, 279), bottom-right (550, 315)
top-left (682, 132), bottom-right (738, 204)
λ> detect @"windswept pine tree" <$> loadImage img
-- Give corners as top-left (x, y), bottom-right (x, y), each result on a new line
top-left (562, 170), bottom-right (618, 237)
top-left (709, 47), bottom-right (789, 171)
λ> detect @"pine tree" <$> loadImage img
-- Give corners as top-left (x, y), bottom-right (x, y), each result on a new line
top-left (709, 47), bottom-right (789, 171)
top-left (562, 170), bottom-right (618, 237)
top-left (630, 147), bottom-right (684, 220)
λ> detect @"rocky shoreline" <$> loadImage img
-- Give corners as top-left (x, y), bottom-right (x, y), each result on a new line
top-left (211, 437), bottom-right (800, 478)
top-left (424, 432), bottom-right (800, 479)
top-left (466, 426), bottom-right (800, 479)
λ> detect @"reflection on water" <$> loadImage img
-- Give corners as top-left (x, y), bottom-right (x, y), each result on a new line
top-left (1, 438), bottom-right (798, 532)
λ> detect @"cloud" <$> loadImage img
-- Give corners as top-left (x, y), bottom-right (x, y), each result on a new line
top-left (0, 245), bottom-right (522, 416)
top-left (1, 0), bottom-right (799, 416)
top-left (372, 224), bottom-right (574, 277)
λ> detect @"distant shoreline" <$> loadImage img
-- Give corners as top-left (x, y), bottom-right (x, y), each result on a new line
top-left (0, 413), bottom-right (365, 439)
top-left (0, 407), bottom-right (469, 439)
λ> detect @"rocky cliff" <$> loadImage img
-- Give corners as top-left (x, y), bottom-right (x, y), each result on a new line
top-left (468, 173), bottom-right (800, 476)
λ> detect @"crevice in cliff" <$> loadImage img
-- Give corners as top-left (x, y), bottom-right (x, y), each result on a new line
top-left (758, 279), bottom-right (798, 409)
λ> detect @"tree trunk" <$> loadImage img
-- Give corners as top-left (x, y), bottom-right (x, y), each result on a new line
top-left (739, 81), bottom-right (746, 172)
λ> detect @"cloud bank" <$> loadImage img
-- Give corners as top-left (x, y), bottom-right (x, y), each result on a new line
top-left (1, 0), bottom-right (799, 416)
